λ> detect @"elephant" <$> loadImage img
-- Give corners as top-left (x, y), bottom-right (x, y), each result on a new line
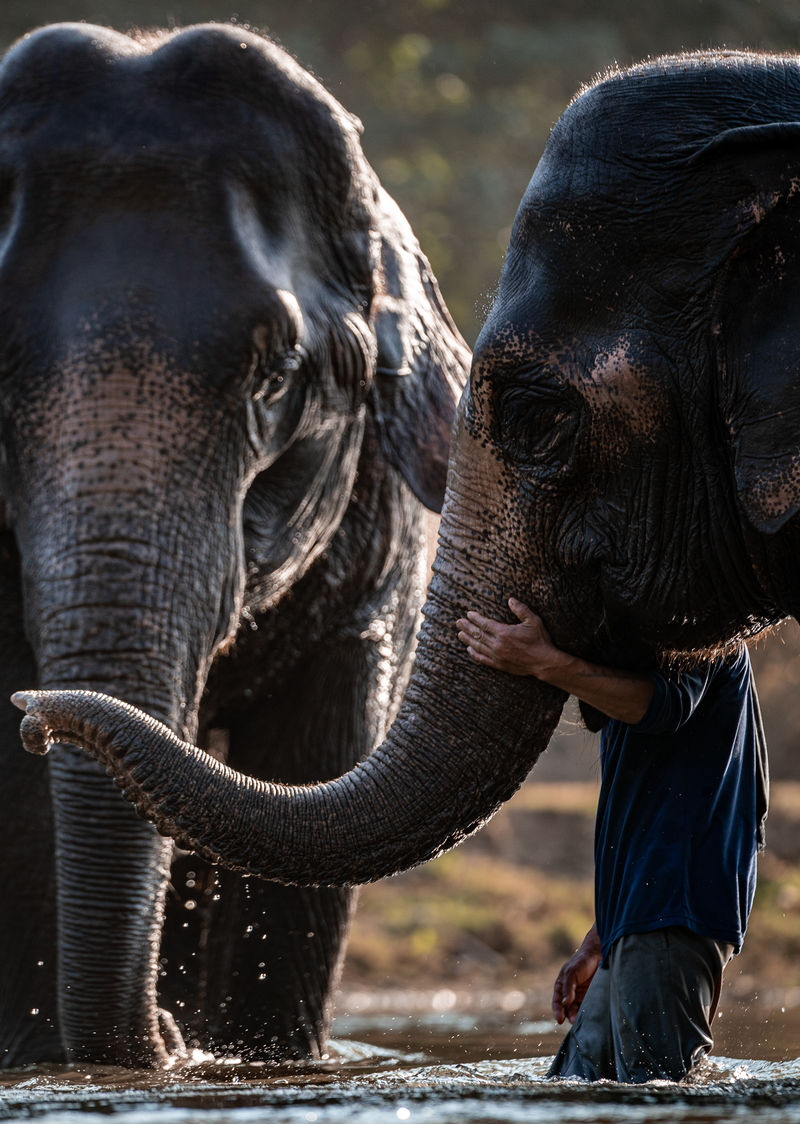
top-left (16, 47), bottom-right (800, 1061)
top-left (0, 22), bottom-right (469, 1069)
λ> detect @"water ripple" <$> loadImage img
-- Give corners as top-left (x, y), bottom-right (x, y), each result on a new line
top-left (6, 1005), bottom-right (800, 1124)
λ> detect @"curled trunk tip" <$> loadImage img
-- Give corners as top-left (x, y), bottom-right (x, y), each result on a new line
top-left (11, 675), bottom-right (566, 888)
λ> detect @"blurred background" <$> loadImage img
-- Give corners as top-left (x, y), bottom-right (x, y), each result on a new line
top-left (4, 0), bottom-right (800, 1012)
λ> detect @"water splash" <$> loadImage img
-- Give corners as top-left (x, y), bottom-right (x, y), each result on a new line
top-left (4, 1002), bottom-right (800, 1124)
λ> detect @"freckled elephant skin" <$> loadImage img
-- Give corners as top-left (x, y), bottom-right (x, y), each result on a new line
top-left (25, 49), bottom-right (800, 1013)
top-left (0, 23), bottom-right (469, 1068)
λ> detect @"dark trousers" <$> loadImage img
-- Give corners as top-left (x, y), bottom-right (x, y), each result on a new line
top-left (547, 926), bottom-right (733, 1083)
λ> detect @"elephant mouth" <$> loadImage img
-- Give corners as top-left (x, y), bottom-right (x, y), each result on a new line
top-left (589, 592), bottom-right (768, 671)
top-left (536, 573), bottom-right (658, 672)
top-left (586, 608), bottom-right (656, 671)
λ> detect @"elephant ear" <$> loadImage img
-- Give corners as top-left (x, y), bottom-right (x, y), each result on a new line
top-left (368, 185), bottom-right (470, 513)
top-left (709, 126), bottom-right (800, 535)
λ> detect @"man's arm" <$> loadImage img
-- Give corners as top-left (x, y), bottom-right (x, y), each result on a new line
top-left (456, 598), bottom-right (654, 724)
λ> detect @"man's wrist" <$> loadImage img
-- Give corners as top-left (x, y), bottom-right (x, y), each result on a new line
top-left (539, 654), bottom-right (655, 725)
top-left (533, 649), bottom-right (591, 690)
top-left (582, 923), bottom-right (601, 953)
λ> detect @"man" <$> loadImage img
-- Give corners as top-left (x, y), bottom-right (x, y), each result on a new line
top-left (456, 598), bottom-right (768, 1083)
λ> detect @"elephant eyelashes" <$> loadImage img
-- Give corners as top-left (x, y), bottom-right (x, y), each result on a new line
top-left (496, 384), bottom-right (579, 472)
top-left (252, 346), bottom-right (305, 402)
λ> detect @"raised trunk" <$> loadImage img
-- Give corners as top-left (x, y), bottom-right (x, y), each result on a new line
top-left (15, 567), bottom-right (567, 887)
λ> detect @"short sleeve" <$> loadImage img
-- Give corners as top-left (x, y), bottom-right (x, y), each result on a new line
top-left (631, 663), bottom-right (717, 736)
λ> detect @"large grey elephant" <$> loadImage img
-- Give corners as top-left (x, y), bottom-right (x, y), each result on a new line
top-left (0, 23), bottom-right (469, 1068)
top-left (17, 49), bottom-right (800, 1062)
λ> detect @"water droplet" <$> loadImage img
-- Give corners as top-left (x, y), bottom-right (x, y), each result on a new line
top-left (30, 1008), bottom-right (39, 1015)
top-left (185, 900), bottom-right (197, 911)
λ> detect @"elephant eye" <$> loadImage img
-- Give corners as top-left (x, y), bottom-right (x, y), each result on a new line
top-left (252, 344), bottom-right (305, 403)
top-left (496, 384), bottom-right (580, 472)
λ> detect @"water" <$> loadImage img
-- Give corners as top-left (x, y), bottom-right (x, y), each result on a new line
top-left (4, 993), bottom-right (800, 1123)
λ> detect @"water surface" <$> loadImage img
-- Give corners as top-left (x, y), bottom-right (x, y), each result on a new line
top-left (4, 993), bottom-right (800, 1124)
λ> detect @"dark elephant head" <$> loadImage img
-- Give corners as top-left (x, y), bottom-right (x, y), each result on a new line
top-left (2, 22), bottom-right (463, 702)
top-left (471, 50), bottom-right (800, 669)
top-left (0, 22), bottom-right (466, 1065)
top-left (17, 54), bottom-right (800, 945)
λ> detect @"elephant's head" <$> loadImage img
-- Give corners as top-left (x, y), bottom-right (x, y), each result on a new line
top-left (0, 23), bottom-right (465, 1065)
top-left (16, 55), bottom-right (800, 908)
top-left (471, 50), bottom-right (800, 668)
top-left (2, 22), bottom-right (463, 710)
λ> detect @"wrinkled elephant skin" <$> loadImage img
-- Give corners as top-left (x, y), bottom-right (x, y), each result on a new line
top-left (0, 23), bottom-right (469, 1068)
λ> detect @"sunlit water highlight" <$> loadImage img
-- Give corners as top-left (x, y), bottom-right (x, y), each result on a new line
top-left (5, 993), bottom-right (800, 1123)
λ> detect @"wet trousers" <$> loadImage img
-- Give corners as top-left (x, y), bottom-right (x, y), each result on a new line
top-left (547, 926), bottom-right (733, 1083)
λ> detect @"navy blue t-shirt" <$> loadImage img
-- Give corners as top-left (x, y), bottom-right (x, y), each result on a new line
top-left (595, 647), bottom-right (768, 961)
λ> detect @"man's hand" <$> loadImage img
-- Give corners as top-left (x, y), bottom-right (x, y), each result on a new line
top-left (456, 598), bottom-right (569, 678)
top-left (552, 924), bottom-right (602, 1025)
top-left (456, 598), bottom-right (654, 725)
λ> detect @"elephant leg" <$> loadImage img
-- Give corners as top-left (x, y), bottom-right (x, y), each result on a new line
top-left (202, 873), bottom-right (357, 1061)
top-left (166, 635), bottom-right (386, 1061)
top-left (162, 854), bottom-right (356, 1061)
top-left (0, 537), bottom-right (62, 1066)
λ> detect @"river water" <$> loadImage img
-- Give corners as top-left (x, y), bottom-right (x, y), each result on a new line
top-left (4, 991), bottom-right (800, 1123)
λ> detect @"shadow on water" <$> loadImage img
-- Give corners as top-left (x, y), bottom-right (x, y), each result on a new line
top-left (5, 993), bottom-right (800, 1123)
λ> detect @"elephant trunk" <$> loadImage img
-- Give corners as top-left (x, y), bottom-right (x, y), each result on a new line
top-left (46, 748), bottom-right (176, 1066)
top-left (19, 498), bottom-right (241, 1065)
top-left (15, 559), bottom-right (567, 887)
top-left (31, 574), bottom-right (208, 1066)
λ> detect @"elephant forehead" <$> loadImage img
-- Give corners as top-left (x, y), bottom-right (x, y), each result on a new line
top-left (0, 24), bottom-right (361, 198)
